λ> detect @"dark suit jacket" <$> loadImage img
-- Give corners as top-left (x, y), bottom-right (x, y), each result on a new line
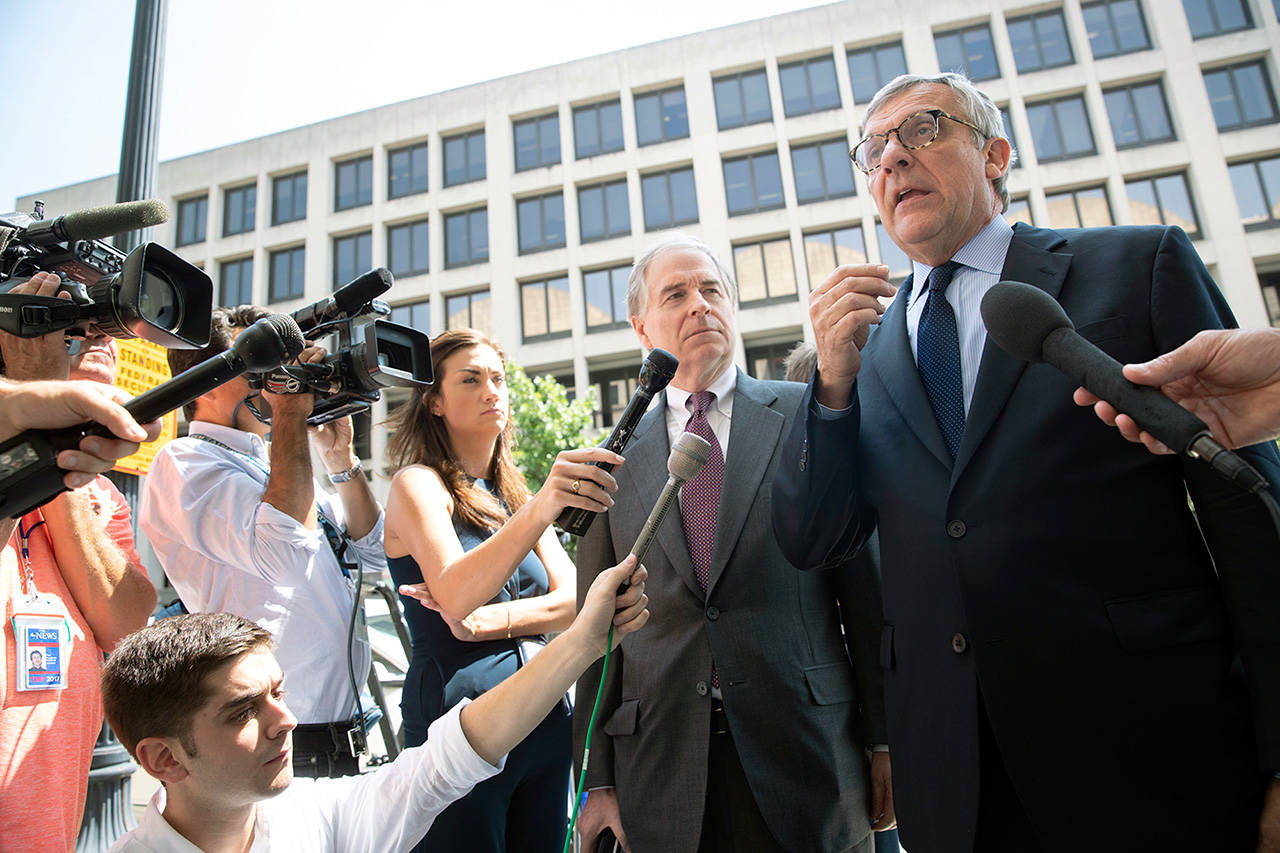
top-left (574, 371), bottom-right (887, 853)
top-left (772, 224), bottom-right (1280, 853)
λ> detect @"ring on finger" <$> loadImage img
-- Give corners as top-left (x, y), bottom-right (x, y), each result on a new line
top-left (571, 479), bottom-right (580, 493)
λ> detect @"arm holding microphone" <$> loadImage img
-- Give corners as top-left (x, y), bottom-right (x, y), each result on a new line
top-left (1073, 327), bottom-right (1280, 453)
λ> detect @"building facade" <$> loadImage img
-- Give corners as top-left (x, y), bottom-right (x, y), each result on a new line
top-left (20, 0), bottom-right (1280, 493)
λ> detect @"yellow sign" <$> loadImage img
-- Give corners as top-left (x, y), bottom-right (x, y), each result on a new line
top-left (113, 338), bottom-right (176, 476)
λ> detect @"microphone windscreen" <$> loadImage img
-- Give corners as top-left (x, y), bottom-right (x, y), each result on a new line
top-left (234, 314), bottom-right (305, 371)
top-left (639, 348), bottom-right (679, 393)
top-left (333, 267), bottom-right (394, 314)
top-left (59, 200), bottom-right (170, 242)
top-left (669, 432), bottom-right (711, 481)
top-left (981, 281), bottom-right (1074, 364)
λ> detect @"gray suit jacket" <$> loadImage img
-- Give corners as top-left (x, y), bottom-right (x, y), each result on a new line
top-left (574, 370), bottom-right (886, 853)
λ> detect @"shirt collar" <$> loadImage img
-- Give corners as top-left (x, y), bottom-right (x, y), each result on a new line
top-left (909, 214), bottom-right (1013, 307)
top-left (665, 365), bottom-right (737, 418)
top-left (188, 420), bottom-right (269, 461)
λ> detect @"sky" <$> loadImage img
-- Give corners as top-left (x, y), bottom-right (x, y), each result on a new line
top-left (0, 0), bottom-right (829, 213)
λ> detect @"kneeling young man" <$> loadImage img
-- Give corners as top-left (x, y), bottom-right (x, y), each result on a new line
top-left (102, 559), bottom-right (648, 853)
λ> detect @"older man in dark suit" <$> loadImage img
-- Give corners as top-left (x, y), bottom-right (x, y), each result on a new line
top-left (574, 234), bottom-right (893, 853)
top-left (773, 72), bottom-right (1280, 853)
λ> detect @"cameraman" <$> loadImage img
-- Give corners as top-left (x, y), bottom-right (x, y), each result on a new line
top-left (0, 271), bottom-right (158, 851)
top-left (140, 305), bottom-right (385, 779)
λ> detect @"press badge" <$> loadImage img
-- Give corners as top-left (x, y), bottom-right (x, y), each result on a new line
top-left (11, 597), bottom-right (72, 692)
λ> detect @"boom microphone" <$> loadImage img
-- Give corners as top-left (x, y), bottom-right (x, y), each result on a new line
top-left (628, 431), bottom-right (712, 569)
top-left (559, 348), bottom-right (679, 536)
top-left (980, 281), bottom-right (1268, 494)
top-left (291, 267), bottom-right (394, 336)
top-left (19, 200), bottom-right (170, 245)
top-left (0, 314), bottom-right (305, 518)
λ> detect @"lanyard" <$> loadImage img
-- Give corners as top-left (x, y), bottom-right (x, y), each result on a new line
top-left (15, 517), bottom-right (47, 598)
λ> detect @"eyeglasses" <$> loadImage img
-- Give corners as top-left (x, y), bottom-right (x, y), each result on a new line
top-left (850, 109), bottom-right (987, 174)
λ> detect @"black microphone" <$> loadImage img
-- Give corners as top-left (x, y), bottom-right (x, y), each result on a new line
top-left (980, 281), bottom-right (1268, 494)
top-left (558, 348), bottom-right (678, 536)
top-left (0, 314), bottom-right (305, 519)
top-left (19, 200), bottom-right (169, 245)
top-left (291, 267), bottom-right (394, 336)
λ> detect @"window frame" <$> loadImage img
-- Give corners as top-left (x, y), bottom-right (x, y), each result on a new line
top-left (176, 195), bottom-right (208, 247)
top-left (573, 99), bottom-right (624, 159)
top-left (1045, 184), bottom-right (1115, 228)
top-left (732, 236), bottom-right (799, 306)
top-left (1123, 171), bottom-right (1202, 237)
top-left (445, 288), bottom-right (491, 333)
top-left (219, 255), bottom-right (254, 307)
top-left (1202, 60), bottom-right (1280, 132)
top-left (1081, 0), bottom-right (1152, 59)
top-left (934, 23), bottom-right (1001, 81)
top-left (1103, 79), bottom-right (1177, 149)
top-left (389, 299), bottom-right (431, 335)
top-left (1006, 8), bottom-right (1076, 73)
top-left (790, 137), bottom-right (857, 204)
top-left (268, 245), bottom-right (306, 303)
top-left (222, 183), bottom-right (256, 237)
top-left (847, 40), bottom-right (908, 104)
top-left (577, 179), bottom-right (631, 243)
top-left (641, 166), bottom-right (699, 231)
top-left (516, 191), bottom-right (567, 255)
top-left (334, 155), bottom-right (373, 212)
top-left (271, 171), bottom-right (307, 226)
top-left (712, 67), bottom-right (773, 130)
top-left (442, 128), bottom-right (487, 187)
top-left (387, 218), bottom-right (430, 278)
top-left (520, 274), bottom-right (573, 342)
top-left (722, 150), bottom-right (786, 217)
top-left (1183, 0), bottom-right (1254, 39)
top-left (583, 263), bottom-right (632, 331)
top-left (513, 112), bottom-right (561, 172)
top-left (1025, 94), bottom-right (1098, 163)
top-left (332, 231), bottom-right (372, 290)
top-left (387, 141), bottom-right (429, 200)
top-left (444, 206), bottom-right (490, 269)
top-left (634, 85), bottom-right (690, 146)
top-left (1228, 155), bottom-right (1280, 231)
top-left (778, 54), bottom-right (842, 117)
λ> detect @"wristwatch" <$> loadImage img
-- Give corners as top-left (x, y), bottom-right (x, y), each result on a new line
top-left (327, 462), bottom-right (363, 484)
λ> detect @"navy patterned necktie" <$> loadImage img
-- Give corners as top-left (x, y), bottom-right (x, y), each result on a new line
top-left (680, 390), bottom-right (723, 594)
top-left (916, 260), bottom-right (965, 461)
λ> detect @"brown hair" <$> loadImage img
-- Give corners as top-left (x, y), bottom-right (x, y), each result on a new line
top-left (101, 612), bottom-right (274, 758)
top-left (386, 328), bottom-right (530, 531)
top-left (167, 305), bottom-right (273, 421)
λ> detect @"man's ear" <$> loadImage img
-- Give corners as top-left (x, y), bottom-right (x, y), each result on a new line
top-left (630, 314), bottom-right (652, 352)
top-left (135, 737), bottom-right (192, 785)
top-left (985, 136), bottom-right (1012, 180)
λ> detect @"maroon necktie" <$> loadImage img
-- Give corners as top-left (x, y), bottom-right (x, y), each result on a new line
top-left (680, 390), bottom-right (724, 593)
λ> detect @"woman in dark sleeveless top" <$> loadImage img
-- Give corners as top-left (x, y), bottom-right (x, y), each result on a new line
top-left (383, 329), bottom-right (622, 853)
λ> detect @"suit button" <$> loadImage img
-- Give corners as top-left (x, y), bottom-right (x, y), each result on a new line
top-left (952, 633), bottom-right (968, 654)
top-left (696, 680), bottom-right (709, 696)
top-left (706, 605), bottom-right (720, 621)
top-left (946, 520), bottom-right (967, 538)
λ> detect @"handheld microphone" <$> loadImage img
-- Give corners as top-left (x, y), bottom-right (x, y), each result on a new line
top-left (0, 314), bottom-right (305, 518)
top-left (291, 268), bottom-right (394, 337)
top-left (559, 348), bottom-right (678, 536)
top-left (980, 281), bottom-right (1268, 494)
top-left (623, 431), bottom-right (712, 587)
top-left (18, 200), bottom-right (170, 245)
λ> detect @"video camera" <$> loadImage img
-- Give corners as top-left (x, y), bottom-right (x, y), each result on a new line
top-left (246, 267), bottom-right (433, 426)
top-left (0, 200), bottom-right (212, 352)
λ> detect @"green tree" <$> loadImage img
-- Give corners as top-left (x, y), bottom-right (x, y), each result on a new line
top-left (507, 363), bottom-right (598, 497)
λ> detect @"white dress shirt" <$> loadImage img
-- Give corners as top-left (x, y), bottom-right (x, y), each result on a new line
top-left (139, 422), bottom-right (386, 724)
top-left (662, 365), bottom-right (737, 458)
top-left (109, 701), bottom-right (501, 853)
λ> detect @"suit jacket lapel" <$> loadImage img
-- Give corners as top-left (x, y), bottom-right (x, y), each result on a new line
top-left (706, 372), bottom-right (783, 596)
top-left (626, 397), bottom-right (704, 600)
top-left (866, 274), bottom-right (953, 469)
top-left (951, 223), bottom-right (1073, 481)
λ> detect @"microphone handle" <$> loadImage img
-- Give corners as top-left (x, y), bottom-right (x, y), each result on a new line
top-left (557, 388), bottom-right (655, 536)
top-left (124, 350), bottom-right (244, 426)
top-left (617, 475), bottom-right (681, 591)
top-left (1043, 327), bottom-right (1209, 454)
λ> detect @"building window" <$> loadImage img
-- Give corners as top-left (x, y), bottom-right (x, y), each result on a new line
top-left (446, 289), bottom-right (491, 334)
top-left (733, 237), bottom-right (797, 305)
top-left (176, 195), bottom-right (207, 247)
top-left (578, 179), bottom-right (630, 243)
top-left (219, 256), bottom-right (253, 307)
top-left (517, 192), bottom-right (566, 254)
top-left (388, 219), bottom-right (429, 278)
top-left (443, 129), bottom-right (486, 186)
top-left (935, 24), bottom-right (1000, 81)
top-left (388, 142), bottom-right (428, 199)
top-left (269, 245), bottom-right (305, 302)
top-left (1103, 80), bottom-right (1175, 148)
top-left (1007, 9), bottom-right (1074, 74)
top-left (574, 100), bottom-right (624, 159)
top-left (847, 40), bottom-right (907, 104)
top-left (804, 226), bottom-right (867, 289)
top-left (514, 113), bottom-right (561, 172)
top-left (584, 263), bottom-right (631, 330)
top-left (1006, 196), bottom-right (1034, 227)
top-left (272, 171), bottom-right (307, 225)
top-left (589, 365), bottom-right (639, 429)
top-left (390, 299), bottom-right (430, 334)
top-left (723, 151), bottom-right (784, 216)
top-left (1125, 172), bottom-right (1201, 237)
top-left (874, 222), bottom-right (912, 281)
top-left (713, 68), bottom-right (772, 130)
top-left (444, 207), bottom-right (489, 268)
top-left (1204, 61), bottom-right (1279, 131)
top-left (334, 156), bottom-right (372, 211)
top-left (1183, 0), bottom-right (1253, 38)
top-left (1026, 95), bottom-right (1096, 162)
top-left (521, 275), bottom-right (572, 341)
top-left (1228, 155), bottom-right (1280, 230)
top-left (333, 231), bottom-right (371, 290)
top-left (778, 55), bottom-right (841, 117)
top-left (1082, 0), bottom-right (1151, 58)
top-left (1046, 186), bottom-right (1113, 228)
top-left (1260, 270), bottom-right (1280, 326)
top-left (635, 86), bottom-right (689, 146)
top-left (641, 166), bottom-right (698, 230)
top-left (745, 340), bottom-right (801, 381)
top-left (791, 138), bottom-right (855, 204)
top-left (1000, 107), bottom-right (1021, 169)
top-left (223, 184), bottom-right (256, 237)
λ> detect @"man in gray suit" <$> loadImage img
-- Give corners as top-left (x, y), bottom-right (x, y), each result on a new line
top-left (573, 234), bottom-right (893, 852)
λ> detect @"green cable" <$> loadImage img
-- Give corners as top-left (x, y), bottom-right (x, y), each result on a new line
top-left (563, 624), bottom-right (614, 853)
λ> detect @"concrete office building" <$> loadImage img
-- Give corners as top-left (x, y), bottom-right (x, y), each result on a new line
top-left (20, 0), bottom-right (1280, 493)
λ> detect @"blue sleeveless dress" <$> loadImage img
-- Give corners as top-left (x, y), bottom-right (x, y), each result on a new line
top-left (388, 478), bottom-right (570, 852)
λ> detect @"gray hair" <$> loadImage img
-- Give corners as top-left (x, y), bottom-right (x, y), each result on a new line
top-left (861, 72), bottom-right (1018, 212)
top-left (626, 232), bottom-right (738, 318)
